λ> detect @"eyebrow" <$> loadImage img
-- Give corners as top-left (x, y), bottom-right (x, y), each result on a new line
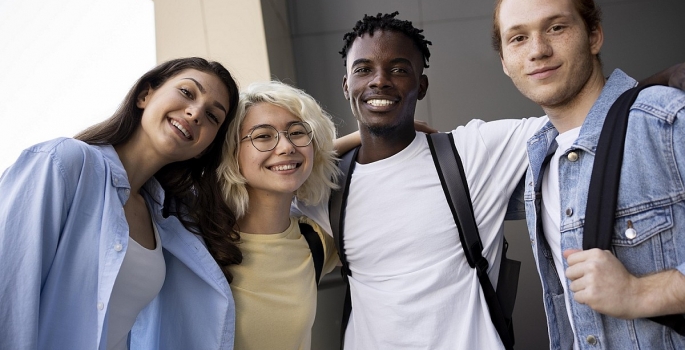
top-left (350, 57), bottom-right (415, 67)
top-left (503, 14), bottom-right (570, 35)
top-left (182, 77), bottom-right (228, 115)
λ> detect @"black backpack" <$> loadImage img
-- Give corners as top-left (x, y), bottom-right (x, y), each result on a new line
top-left (299, 222), bottom-right (324, 284)
top-left (329, 132), bottom-right (519, 349)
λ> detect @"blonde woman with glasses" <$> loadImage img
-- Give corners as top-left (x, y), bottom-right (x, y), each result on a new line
top-left (218, 80), bottom-right (354, 350)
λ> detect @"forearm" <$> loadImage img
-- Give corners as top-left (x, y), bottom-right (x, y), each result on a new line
top-left (638, 62), bottom-right (685, 89)
top-left (633, 269), bottom-right (685, 318)
top-left (333, 130), bottom-right (361, 156)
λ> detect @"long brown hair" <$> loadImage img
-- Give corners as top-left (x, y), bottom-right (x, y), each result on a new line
top-left (75, 57), bottom-right (242, 282)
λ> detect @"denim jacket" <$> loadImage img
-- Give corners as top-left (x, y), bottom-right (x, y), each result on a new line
top-left (524, 70), bottom-right (685, 350)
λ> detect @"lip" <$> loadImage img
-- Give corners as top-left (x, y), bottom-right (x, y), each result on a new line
top-left (527, 65), bottom-right (561, 80)
top-left (168, 117), bottom-right (194, 140)
top-left (266, 160), bottom-right (302, 173)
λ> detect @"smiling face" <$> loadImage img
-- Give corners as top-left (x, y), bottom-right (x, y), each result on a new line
top-left (237, 102), bottom-right (314, 201)
top-left (497, 0), bottom-right (603, 109)
top-left (343, 30), bottom-right (428, 137)
top-left (135, 68), bottom-right (230, 163)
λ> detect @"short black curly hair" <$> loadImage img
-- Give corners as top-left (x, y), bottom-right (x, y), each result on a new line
top-left (340, 11), bottom-right (432, 68)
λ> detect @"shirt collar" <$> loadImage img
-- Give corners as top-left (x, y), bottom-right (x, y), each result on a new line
top-left (573, 69), bottom-right (638, 153)
top-left (95, 143), bottom-right (165, 206)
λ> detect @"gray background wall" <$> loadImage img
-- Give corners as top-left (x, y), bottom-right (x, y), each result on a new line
top-left (261, 0), bottom-right (685, 349)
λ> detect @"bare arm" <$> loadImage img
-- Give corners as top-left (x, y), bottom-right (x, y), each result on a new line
top-left (333, 131), bottom-right (361, 156)
top-left (564, 248), bottom-right (685, 319)
top-left (638, 62), bottom-right (685, 90)
top-left (333, 119), bottom-right (438, 156)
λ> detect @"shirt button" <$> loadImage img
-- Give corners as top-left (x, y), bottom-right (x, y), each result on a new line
top-left (97, 302), bottom-right (104, 310)
top-left (114, 178), bottom-right (119, 185)
top-left (114, 243), bottom-right (123, 252)
top-left (565, 208), bottom-right (573, 216)
top-left (586, 335), bottom-right (598, 345)
top-left (567, 152), bottom-right (579, 162)
top-left (124, 189), bottom-right (130, 196)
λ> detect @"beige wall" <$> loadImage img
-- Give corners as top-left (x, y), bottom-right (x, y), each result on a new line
top-left (152, 0), bottom-right (272, 88)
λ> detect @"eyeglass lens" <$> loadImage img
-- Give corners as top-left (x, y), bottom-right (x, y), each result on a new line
top-left (250, 122), bottom-right (312, 151)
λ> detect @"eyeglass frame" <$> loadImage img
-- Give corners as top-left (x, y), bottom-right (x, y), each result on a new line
top-left (240, 121), bottom-right (314, 152)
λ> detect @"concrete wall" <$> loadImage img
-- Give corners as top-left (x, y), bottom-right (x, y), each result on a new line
top-left (284, 1), bottom-right (685, 349)
top-left (153, 0), bottom-right (272, 87)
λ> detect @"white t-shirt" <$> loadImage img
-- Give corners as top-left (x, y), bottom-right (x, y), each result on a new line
top-left (293, 118), bottom-right (547, 349)
top-left (541, 126), bottom-right (581, 350)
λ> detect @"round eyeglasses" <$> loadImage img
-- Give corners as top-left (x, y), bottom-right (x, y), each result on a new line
top-left (240, 121), bottom-right (314, 152)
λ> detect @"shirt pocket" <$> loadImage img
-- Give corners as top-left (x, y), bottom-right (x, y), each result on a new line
top-left (611, 205), bottom-right (674, 275)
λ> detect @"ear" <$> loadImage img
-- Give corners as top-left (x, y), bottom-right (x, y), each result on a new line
top-left (342, 75), bottom-right (350, 100)
top-left (418, 74), bottom-right (429, 100)
top-left (589, 24), bottom-right (604, 56)
top-left (136, 84), bottom-right (153, 108)
top-left (501, 55), bottom-right (511, 77)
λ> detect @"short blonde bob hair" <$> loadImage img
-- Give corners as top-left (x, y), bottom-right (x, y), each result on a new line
top-left (218, 80), bottom-right (340, 219)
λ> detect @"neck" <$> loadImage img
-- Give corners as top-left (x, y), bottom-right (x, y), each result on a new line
top-left (357, 124), bottom-right (416, 164)
top-left (543, 63), bottom-right (606, 134)
top-left (238, 190), bottom-right (293, 234)
top-left (114, 141), bottom-right (166, 193)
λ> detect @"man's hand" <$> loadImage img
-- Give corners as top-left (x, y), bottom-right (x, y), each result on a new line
top-left (669, 62), bottom-right (685, 90)
top-left (565, 248), bottom-right (685, 319)
top-left (564, 248), bottom-right (640, 319)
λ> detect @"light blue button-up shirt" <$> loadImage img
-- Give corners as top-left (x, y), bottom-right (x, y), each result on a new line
top-left (525, 70), bottom-right (685, 349)
top-left (0, 138), bottom-right (235, 350)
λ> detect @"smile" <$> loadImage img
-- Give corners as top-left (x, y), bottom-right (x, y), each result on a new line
top-left (170, 119), bottom-right (192, 139)
top-left (268, 163), bottom-right (300, 171)
top-left (366, 99), bottom-right (395, 107)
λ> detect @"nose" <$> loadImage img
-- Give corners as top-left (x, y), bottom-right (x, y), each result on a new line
top-left (369, 69), bottom-right (392, 90)
top-left (185, 104), bottom-right (203, 125)
top-left (529, 34), bottom-right (552, 61)
top-left (274, 131), bottom-right (296, 154)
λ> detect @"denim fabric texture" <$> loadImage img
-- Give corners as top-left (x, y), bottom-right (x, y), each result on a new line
top-left (525, 69), bottom-right (685, 350)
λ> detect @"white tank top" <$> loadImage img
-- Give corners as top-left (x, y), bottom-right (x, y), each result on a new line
top-left (106, 222), bottom-right (166, 350)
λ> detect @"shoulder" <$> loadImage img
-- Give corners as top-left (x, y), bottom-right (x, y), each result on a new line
top-left (24, 137), bottom-right (104, 168)
top-left (633, 86), bottom-right (685, 121)
top-left (296, 216), bottom-right (333, 244)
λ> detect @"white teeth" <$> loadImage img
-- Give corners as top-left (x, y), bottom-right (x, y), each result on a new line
top-left (367, 99), bottom-right (395, 107)
top-left (171, 120), bottom-right (191, 139)
top-left (270, 164), bottom-right (297, 171)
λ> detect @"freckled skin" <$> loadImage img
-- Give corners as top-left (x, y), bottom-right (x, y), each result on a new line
top-left (497, 0), bottom-right (604, 114)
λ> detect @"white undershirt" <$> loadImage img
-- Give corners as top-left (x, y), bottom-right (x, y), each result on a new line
top-left (106, 222), bottom-right (166, 350)
top-left (541, 126), bottom-right (581, 350)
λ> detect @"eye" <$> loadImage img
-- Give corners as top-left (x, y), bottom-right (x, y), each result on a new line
top-left (549, 25), bottom-right (565, 33)
top-left (391, 67), bottom-right (408, 74)
top-left (180, 87), bottom-right (193, 98)
top-left (353, 67), bottom-right (371, 74)
top-left (510, 35), bottom-right (526, 43)
top-left (206, 111), bottom-right (219, 124)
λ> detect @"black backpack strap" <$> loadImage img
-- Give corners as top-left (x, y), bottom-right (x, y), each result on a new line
top-left (583, 84), bottom-right (685, 335)
top-left (427, 132), bottom-right (516, 350)
top-left (299, 222), bottom-right (324, 284)
top-left (328, 146), bottom-right (359, 348)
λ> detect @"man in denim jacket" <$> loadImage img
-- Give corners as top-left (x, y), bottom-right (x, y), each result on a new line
top-left (493, 0), bottom-right (685, 348)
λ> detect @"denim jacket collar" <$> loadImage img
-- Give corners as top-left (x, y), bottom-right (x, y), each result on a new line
top-left (573, 69), bottom-right (638, 155)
